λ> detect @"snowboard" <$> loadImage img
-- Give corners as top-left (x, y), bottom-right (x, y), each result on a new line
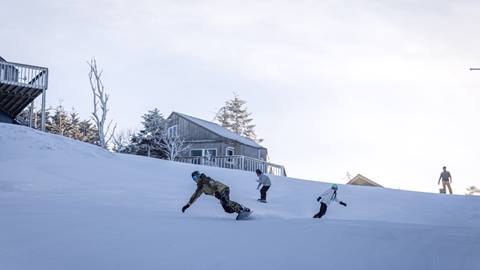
top-left (236, 209), bottom-right (253, 220)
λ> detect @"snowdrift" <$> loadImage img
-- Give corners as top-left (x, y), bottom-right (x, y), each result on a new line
top-left (1, 124), bottom-right (479, 270)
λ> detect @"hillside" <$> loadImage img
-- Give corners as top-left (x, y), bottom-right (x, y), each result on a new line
top-left (0, 123), bottom-right (479, 270)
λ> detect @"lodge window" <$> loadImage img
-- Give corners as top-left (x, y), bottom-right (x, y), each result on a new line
top-left (167, 125), bottom-right (178, 137)
top-left (190, 149), bottom-right (217, 157)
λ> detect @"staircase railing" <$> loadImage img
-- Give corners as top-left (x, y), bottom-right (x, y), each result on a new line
top-left (175, 155), bottom-right (287, 176)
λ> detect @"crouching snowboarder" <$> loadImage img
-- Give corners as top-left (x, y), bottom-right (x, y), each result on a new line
top-left (181, 171), bottom-right (252, 220)
top-left (313, 184), bottom-right (347, 219)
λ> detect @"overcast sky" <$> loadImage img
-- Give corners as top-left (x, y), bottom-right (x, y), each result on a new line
top-left (3, 0), bottom-right (480, 193)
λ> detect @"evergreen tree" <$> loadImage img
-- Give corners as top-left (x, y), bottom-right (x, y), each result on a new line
top-left (215, 93), bottom-right (262, 143)
top-left (49, 104), bottom-right (73, 136)
top-left (131, 108), bottom-right (167, 158)
top-left (215, 106), bottom-right (231, 130)
top-left (78, 119), bottom-right (99, 144)
top-left (67, 110), bottom-right (82, 140)
top-left (17, 103), bottom-right (99, 145)
top-left (43, 107), bottom-right (54, 133)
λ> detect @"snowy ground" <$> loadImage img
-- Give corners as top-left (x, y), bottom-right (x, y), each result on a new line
top-left (1, 123), bottom-right (479, 270)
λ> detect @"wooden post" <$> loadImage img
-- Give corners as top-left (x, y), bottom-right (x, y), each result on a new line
top-left (41, 88), bottom-right (46, 131)
top-left (28, 100), bottom-right (34, 128)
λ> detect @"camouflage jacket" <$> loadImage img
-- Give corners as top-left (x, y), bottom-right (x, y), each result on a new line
top-left (188, 174), bottom-right (229, 205)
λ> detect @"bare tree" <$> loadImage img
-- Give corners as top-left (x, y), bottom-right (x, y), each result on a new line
top-left (112, 129), bottom-right (135, 153)
top-left (88, 58), bottom-right (116, 149)
top-left (159, 133), bottom-right (189, 161)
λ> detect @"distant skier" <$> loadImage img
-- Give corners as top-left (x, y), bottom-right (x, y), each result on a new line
top-left (256, 169), bottom-right (271, 203)
top-left (438, 166), bottom-right (453, 194)
top-left (313, 184), bottom-right (347, 219)
top-left (181, 171), bottom-right (251, 220)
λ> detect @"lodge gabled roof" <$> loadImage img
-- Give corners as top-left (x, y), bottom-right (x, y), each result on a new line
top-left (170, 112), bottom-right (265, 149)
top-left (347, 174), bottom-right (383, 187)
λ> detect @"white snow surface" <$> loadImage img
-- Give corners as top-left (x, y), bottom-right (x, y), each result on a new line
top-left (0, 123), bottom-right (479, 270)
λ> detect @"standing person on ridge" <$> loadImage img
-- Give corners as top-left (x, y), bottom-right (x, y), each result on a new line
top-left (181, 171), bottom-right (251, 220)
top-left (438, 166), bottom-right (453, 194)
top-left (313, 184), bottom-right (347, 219)
top-left (256, 169), bottom-right (271, 203)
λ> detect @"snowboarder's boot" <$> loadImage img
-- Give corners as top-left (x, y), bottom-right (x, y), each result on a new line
top-left (236, 207), bottom-right (252, 220)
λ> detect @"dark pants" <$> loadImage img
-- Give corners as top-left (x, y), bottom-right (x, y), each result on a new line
top-left (313, 202), bottom-right (328, 219)
top-left (215, 187), bottom-right (244, 214)
top-left (260, 185), bottom-right (270, 200)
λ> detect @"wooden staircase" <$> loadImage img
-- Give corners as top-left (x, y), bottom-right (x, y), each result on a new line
top-left (0, 59), bottom-right (48, 128)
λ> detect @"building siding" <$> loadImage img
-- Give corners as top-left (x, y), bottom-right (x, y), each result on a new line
top-left (167, 113), bottom-right (268, 160)
top-left (168, 114), bottom-right (222, 142)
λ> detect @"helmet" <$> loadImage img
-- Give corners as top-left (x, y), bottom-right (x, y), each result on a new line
top-left (191, 171), bottom-right (201, 181)
top-left (331, 184), bottom-right (338, 190)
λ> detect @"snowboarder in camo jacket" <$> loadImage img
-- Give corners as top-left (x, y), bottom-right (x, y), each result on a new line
top-left (181, 171), bottom-right (251, 219)
top-left (313, 184), bottom-right (347, 219)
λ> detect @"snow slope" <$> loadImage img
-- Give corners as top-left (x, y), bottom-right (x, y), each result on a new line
top-left (0, 123), bottom-right (479, 270)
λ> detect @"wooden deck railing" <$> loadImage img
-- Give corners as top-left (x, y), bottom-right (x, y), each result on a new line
top-left (0, 61), bottom-right (48, 89)
top-left (175, 155), bottom-right (287, 176)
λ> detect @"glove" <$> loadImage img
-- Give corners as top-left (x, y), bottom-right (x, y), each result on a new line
top-left (182, 203), bottom-right (190, 213)
top-left (316, 196), bottom-right (322, 202)
top-left (340, 201), bottom-right (347, 207)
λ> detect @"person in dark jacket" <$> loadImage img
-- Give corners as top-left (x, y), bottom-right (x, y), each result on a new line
top-left (438, 166), bottom-right (453, 194)
top-left (313, 184), bottom-right (347, 219)
top-left (181, 171), bottom-right (250, 218)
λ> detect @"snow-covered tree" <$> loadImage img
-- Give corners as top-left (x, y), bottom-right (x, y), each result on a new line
top-left (215, 106), bottom-right (230, 129)
top-left (159, 132), bottom-right (189, 161)
top-left (141, 108), bottom-right (165, 134)
top-left (49, 104), bottom-right (72, 136)
top-left (215, 93), bottom-right (262, 143)
top-left (88, 58), bottom-right (116, 149)
top-left (131, 108), bottom-right (167, 158)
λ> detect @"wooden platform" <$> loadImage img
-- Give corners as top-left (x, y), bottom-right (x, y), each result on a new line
top-left (0, 60), bottom-right (48, 122)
